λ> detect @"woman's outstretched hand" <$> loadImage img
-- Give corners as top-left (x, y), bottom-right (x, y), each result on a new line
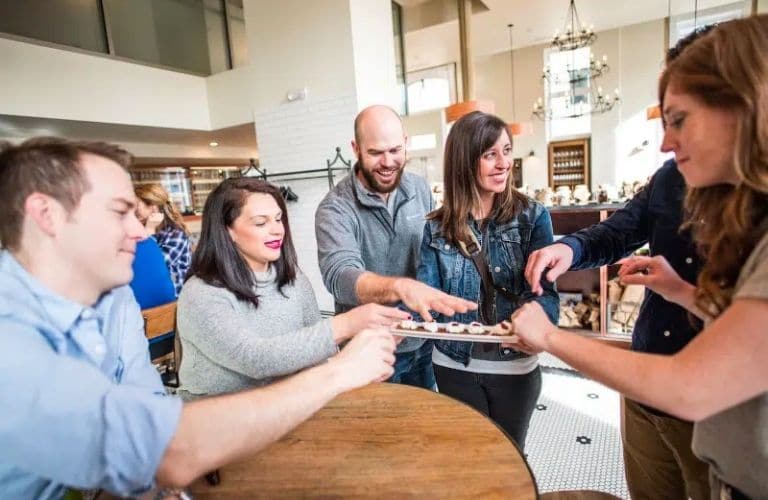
top-left (332, 303), bottom-right (411, 343)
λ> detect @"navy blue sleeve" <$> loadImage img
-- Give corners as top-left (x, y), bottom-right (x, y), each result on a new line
top-left (520, 208), bottom-right (559, 323)
top-left (559, 174), bottom-right (657, 270)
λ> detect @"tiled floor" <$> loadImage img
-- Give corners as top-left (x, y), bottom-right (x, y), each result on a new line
top-left (526, 353), bottom-right (629, 499)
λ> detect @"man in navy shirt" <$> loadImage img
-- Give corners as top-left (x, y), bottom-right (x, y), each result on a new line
top-left (525, 26), bottom-right (716, 499)
top-left (525, 162), bottom-right (708, 499)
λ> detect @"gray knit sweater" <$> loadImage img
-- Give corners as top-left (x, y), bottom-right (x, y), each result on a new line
top-left (176, 267), bottom-right (337, 398)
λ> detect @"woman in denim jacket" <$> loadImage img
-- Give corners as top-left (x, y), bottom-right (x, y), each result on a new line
top-left (417, 111), bottom-right (558, 448)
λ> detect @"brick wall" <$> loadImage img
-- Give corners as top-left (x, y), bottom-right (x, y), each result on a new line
top-left (254, 94), bottom-right (360, 312)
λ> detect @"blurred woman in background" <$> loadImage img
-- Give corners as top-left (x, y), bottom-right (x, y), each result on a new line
top-left (135, 183), bottom-right (192, 295)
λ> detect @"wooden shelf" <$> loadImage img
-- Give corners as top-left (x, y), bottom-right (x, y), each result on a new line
top-left (548, 138), bottom-right (591, 188)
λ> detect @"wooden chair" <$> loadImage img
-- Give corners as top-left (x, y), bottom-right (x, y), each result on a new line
top-left (540, 490), bottom-right (623, 500)
top-left (141, 301), bottom-right (179, 388)
top-left (142, 301), bottom-right (220, 486)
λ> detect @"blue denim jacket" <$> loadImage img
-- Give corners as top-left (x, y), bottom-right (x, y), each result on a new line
top-left (416, 200), bottom-right (559, 365)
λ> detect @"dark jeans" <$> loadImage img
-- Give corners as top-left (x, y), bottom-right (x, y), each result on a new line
top-left (434, 364), bottom-right (542, 450)
top-left (388, 341), bottom-right (436, 390)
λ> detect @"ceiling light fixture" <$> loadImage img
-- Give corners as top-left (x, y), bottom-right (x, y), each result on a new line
top-left (532, 86), bottom-right (620, 120)
top-left (551, 0), bottom-right (596, 52)
top-left (542, 51), bottom-right (609, 83)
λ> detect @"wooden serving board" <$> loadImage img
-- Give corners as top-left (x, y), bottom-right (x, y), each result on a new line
top-left (389, 326), bottom-right (518, 343)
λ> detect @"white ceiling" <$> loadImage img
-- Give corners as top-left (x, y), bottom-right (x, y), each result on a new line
top-left (404, 0), bottom-right (744, 70)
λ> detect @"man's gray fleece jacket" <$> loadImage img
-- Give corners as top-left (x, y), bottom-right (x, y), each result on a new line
top-left (315, 169), bottom-right (433, 352)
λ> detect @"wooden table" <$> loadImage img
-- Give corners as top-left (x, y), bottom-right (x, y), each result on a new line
top-left (189, 383), bottom-right (538, 499)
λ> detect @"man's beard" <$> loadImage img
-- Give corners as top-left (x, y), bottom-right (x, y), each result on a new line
top-left (359, 164), bottom-right (404, 194)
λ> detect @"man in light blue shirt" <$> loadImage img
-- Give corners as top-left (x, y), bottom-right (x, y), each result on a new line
top-left (0, 138), bottom-right (398, 498)
top-left (0, 253), bottom-right (182, 497)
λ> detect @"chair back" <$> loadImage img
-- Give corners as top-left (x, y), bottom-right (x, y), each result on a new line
top-left (141, 301), bottom-right (180, 388)
top-left (540, 491), bottom-right (622, 500)
top-left (142, 301), bottom-right (177, 341)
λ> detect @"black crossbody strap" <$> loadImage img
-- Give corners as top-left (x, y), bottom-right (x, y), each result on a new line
top-left (457, 230), bottom-right (519, 310)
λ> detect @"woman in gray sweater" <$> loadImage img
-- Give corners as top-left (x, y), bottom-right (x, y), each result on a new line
top-left (177, 178), bottom-right (408, 398)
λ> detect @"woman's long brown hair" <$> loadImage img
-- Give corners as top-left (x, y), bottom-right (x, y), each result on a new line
top-left (134, 182), bottom-right (189, 235)
top-left (659, 15), bottom-right (768, 317)
top-left (430, 111), bottom-right (529, 246)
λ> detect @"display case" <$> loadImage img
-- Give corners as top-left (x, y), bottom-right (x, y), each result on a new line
top-left (130, 167), bottom-right (192, 213)
top-left (549, 204), bottom-right (633, 346)
top-left (188, 166), bottom-right (242, 213)
top-left (129, 165), bottom-right (242, 215)
top-left (548, 138), bottom-right (590, 189)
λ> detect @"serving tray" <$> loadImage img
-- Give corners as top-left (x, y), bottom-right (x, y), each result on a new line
top-left (389, 321), bottom-right (518, 344)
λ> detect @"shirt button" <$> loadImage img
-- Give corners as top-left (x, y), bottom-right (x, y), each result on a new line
top-left (444, 244), bottom-right (450, 250)
top-left (663, 330), bottom-right (671, 337)
top-left (494, 266), bottom-right (501, 273)
top-left (685, 257), bottom-right (693, 264)
top-left (81, 310), bottom-right (94, 320)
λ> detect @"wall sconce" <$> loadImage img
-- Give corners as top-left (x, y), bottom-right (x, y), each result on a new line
top-left (523, 149), bottom-right (542, 171)
top-left (286, 87), bottom-right (308, 102)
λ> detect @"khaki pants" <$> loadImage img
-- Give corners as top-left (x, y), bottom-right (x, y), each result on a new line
top-left (622, 398), bottom-right (710, 500)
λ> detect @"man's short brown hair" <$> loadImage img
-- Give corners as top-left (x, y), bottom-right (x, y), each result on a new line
top-left (0, 137), bottom-right (133, 250)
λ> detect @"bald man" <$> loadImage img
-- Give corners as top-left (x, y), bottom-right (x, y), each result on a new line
top-left (316, 105), bottom-right (476, 389)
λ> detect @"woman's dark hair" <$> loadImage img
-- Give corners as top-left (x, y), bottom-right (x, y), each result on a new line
top-left (189, 177), bottom-right (297, 307)
top-left (429, 111), bottom-right (529, 246)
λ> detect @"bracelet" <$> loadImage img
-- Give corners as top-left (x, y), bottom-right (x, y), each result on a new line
top-left (154, 488), bottom-right (192, 500)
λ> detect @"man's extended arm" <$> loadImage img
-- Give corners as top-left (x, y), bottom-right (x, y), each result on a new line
top-left (156, 329), bottom-right (396, 487)
top-left (526, 171), bottom-right (658, 295)
top-left (315, 194), bottom-right (475, 318)
top-left (559, 175), bottom-right (655, 269)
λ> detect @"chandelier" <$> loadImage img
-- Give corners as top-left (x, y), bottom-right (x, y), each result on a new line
top-left (551, 0), bottom-right (596, 52)
top-left (533, 86), bottom-right (620, 120)
top-left (542, 52), bottom-right (609, 83)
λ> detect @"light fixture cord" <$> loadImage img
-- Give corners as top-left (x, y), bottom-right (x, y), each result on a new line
top-left (508, 23), bottom-right (516, 122)
top-left (694, 0), bottom-right (698, 28)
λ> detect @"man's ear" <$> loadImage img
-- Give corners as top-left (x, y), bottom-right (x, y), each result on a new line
top-left (351, 140), bottom-right (360, 158)
top-left (24, 193), bottom-right (65, 239)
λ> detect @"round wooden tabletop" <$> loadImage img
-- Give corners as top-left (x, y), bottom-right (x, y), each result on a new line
top-left (189, 383), bottom-right (538, 499)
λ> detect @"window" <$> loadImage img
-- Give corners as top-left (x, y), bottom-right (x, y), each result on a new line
top-left (408, 134), bottom-right (437, 151)
top-left (0, 0), bottom-right (248, 75)
top-left (392, 1), bottom-right (408, 115)
top-left (0, 0), bottom-right (107, 54)
top-left (225, 0), bottom-right (248, 68)
top-left (406, 64), bottom-right (457, 114)
top-left (544, 47), bottom-right (591, 140)
top-left (669, 1), bottom-right (750, 45)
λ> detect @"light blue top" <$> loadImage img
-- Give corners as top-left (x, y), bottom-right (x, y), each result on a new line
top-left (0, 251), bottom-right (183, 498)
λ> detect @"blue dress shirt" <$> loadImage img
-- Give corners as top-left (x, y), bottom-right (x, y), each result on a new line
top-left (0, 251), bottom-right (182, 498)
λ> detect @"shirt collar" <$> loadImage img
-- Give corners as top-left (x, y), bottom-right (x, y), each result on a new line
top-left (0, 251), bottom-right (114, 335)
